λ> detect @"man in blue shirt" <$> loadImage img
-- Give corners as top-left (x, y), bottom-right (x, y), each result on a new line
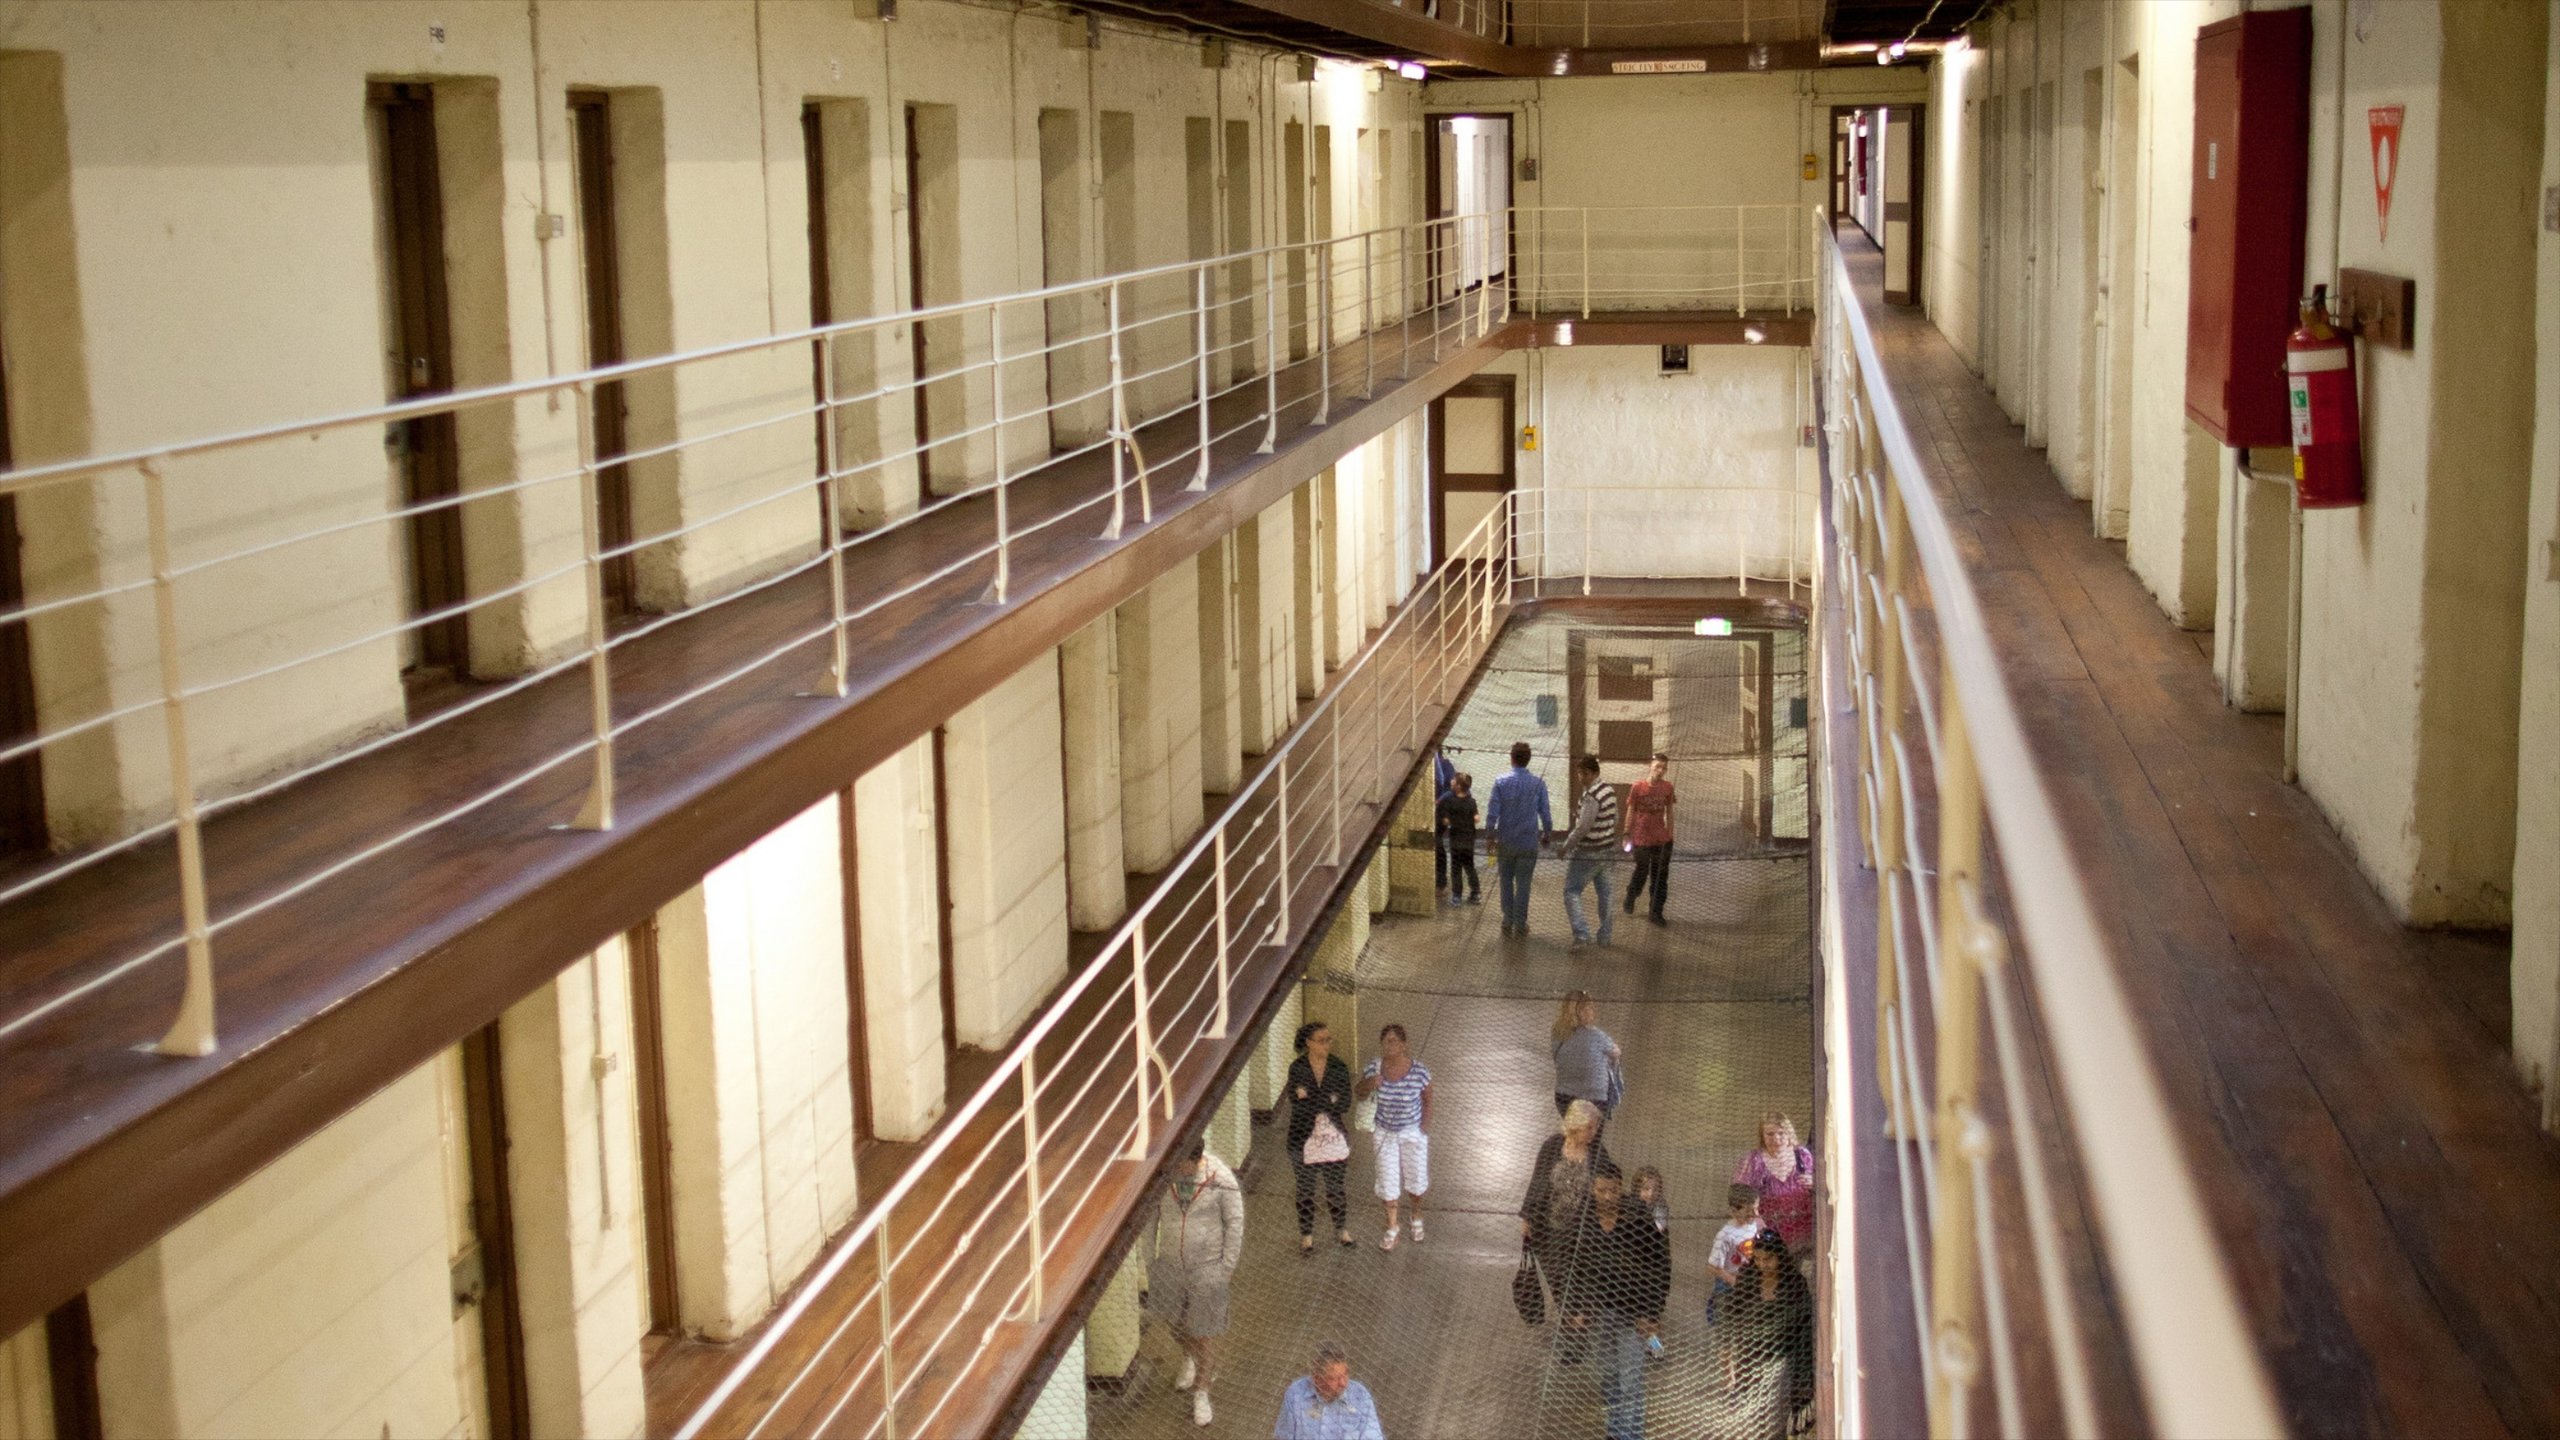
top-left (1272, 1340), bottom-right (1385, 1440)
top-left (1483, 741), bottom-right (1553, 938)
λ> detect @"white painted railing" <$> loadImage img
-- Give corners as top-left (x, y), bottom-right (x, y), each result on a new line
top-left (1818, 217), bottom-right (2284, 1437)
top-left (0, 205), bottom-right (1802, 1065)
top-left (1518, 205), bottom-right (1815, 317)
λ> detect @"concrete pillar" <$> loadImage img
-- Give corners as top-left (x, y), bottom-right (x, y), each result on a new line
top-left (1329, 457), bottom-right (1365, 668)
top-left (1205, 1071), bottom-right (1254, 1171)
top-left (658, 799), bottom-right (862, 1337)
top-left (1298, 897), bottom-right (1369, 1079)
top-left (1084, 1245), bottom-right (1146, 1384)
top-left (1021, 1333), bottom-right (1090, 1440)
top-left (1293, 476), bottom-right (1329, 700)
top-left (2211, 451), bottom-right (2292, 712)
top-left (1061, 617), bottom-right (1127, 931)
top-left (1197, 538), bottom-right (1245, 795)
top-left (0, 1323), bottom-right (51, 1438)
top-left (944, 653), bottom-right (1072, 1049)
top-left (1248, 984), bottom-right (1303, 1112)
top-left (1117, 564), bottom-right (1205, 874)
top-left (497, 947), bottom-right (648, 1438)
top-left (1236, 500), bottom-right (1297, 754)
top-left (854, 738), bottom-right (947, 1141)
top-left (1386, 776), bottom-right (1437, 915)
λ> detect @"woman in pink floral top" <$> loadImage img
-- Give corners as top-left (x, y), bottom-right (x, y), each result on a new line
top-left (1734, 1113), bottom-right (1814, 1254)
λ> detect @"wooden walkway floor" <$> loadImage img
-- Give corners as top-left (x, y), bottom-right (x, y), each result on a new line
top-left (1841, 234), bottom-right (2560, 1438)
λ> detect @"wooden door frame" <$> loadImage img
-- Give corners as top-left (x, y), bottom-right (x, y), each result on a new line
top-left (1883, 104), bottom-right (1927, 308)
top-left (568, 90), bottom-right (639, 617)
top-left (0, 323), bottom-right (43, 857)
top-left (802, 102), bottom-right (837, 534)
top-left (458, 1027), bottom-right (532, 1440)
top-left (1828, 106), bottom-right (1858, 223)
top-left (1426, 373), bottom-right (1515, 570)
top-left (903, 105), bottom-right (935, 493)
top-left (624, 918), bottom-right (682, 1335)
top-left (837, 788), bottom-right (876, 1144)
top-left (43, 1296), bottom-right (101, 1440)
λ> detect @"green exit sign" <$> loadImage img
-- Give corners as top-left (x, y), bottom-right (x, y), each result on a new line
top-left (1694, 618), bottom-right (1734, 637)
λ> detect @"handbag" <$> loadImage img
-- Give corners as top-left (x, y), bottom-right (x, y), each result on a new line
top-left (1303, 1112), bottom-right (1351, 1165)
top-left (1351, 1094), bottom-right (1377, 1132)
top-left (1604, 1056), bottom-right (1626, 1110)
top-left (1511, 1240), bottom-right (1546, 1325)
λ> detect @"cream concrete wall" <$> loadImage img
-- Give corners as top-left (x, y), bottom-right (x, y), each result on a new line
top-left (855, 737), bottom-right (945, 1141)
top-left (1060, 616), bottom-right (1127, 930)
top-left (0, 0), bottom-right (1421, 845)
top-left (497, 945), bottom-right (648, 1439)
top-left (88, 1059), bottom-right (468, 1440)
top-left (1247, 983), bottom-right (1303, 1112)
top-left (2516, 1), bottom-right (2560, 1125)
top-left (0, 1323), bottom-right (52, 1440)
top-left (943, 652), bottom-right (1071, 1049)
top-left (1116, 563), bottom-right (1204, 874)
top-left (1196, 538), bottom-right (1245, 795)
top-left (1019, 1332), bottom-right (1088, 1440)
top-left (1512, 346), bottom-right (1813, 581)
top-left (1237, 497), bottom-right (1297, 754)
top-left (657, 798), bottom-right (860, 1339)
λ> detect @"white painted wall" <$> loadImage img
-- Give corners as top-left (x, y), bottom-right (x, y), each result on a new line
top-left (2515, 0), bottom-right (2560, 1124)
top-left (1059, 616), bottom-right (1127, 930)
top-left (87, 1060), bottom-right (470, 1439)
top-left (1116, 562), bottom-right (1205, 873)
top-left (0, 1324), bottom-right (47, 1440)
top-left (855, 737), bottom-right (946, 1141)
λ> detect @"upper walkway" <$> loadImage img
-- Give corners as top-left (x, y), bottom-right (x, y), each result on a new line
top-left (1834, 229), bottom-right (2560, 1437)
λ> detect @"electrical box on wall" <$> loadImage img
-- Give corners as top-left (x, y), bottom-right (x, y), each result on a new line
top-left (2185, 9), bottom-right (2313, 448)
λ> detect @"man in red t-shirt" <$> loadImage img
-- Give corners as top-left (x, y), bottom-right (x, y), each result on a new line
top-left (1622, 752), bottom-right (1676, 924)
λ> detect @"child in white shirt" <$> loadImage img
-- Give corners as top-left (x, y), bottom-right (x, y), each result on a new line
top-left (1709, 1184), bottom-right (1762, 1390)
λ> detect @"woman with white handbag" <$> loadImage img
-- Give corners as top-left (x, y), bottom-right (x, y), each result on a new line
top-left (1285, 1021), bottom-right (1357, 1253)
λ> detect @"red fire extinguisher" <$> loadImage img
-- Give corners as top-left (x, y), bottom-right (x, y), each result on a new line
top-left (2287, 286), bottom-right (2365, 508)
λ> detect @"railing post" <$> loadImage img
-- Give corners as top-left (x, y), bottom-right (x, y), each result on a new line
top-left (1260, 250), bottom-right (1280, 453)
top-left (1126, 917), bottom-right (1159, 1159)
top-left (1581, 207), bottom-right (1592, 319)
top-left (568, 378), bottom-right (616, 831)
top-left (1581, 483), bottom-right (1594, 597)
top-left (874, 1223), bottom-right (902, 1440)
top-left (1191, 266), bottom-right (1213, 491)
top-left (989, 307), bottom-right (1013, 600)
top-left (1314, 240), bottom-right (1333, 427)
top-left (1271, 753), bottom-right (1293, 942)
top-left (1928, 672), bottom-right (1988, 1438)
top-left (815, 341), bottom-right (851, 692)
top-left (1018, 1056), bottom-right (1048, 1322)
top-left (141, 459), bottom-right (217, 1057)
top-left (1399, 226), bottom-right (1414, 379)
top-left (1361, 230), bottom-right (1375, 399)
top-left (1736, 207), bottom-right (1750, 319)
top-left (1210, 828), bottom-right (1232, 1040)
top-left (1328, 715), bottom-right (1343, 868)
top-left (1104, 280), bottom-right (1129, 539)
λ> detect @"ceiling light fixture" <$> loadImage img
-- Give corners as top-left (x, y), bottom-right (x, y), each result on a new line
top-left (1744, 325), bottom-right (1766, 344)
top-left (1397, 60), bottom-right (1427, 81)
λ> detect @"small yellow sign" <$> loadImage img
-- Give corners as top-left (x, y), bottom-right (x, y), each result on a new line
top-left (1521, 425), bottom-right (1539, 452)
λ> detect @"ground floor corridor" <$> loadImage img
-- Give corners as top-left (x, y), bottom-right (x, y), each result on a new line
top-left (1052, 609), bottom-right (1818, 1440)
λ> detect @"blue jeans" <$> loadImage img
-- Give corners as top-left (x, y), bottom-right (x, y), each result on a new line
top-left (1497, 848), bottom-right (1539, 929)
top-left (1598, 1308), bottom-right (1647, 1440)
top-left (1562, 854), bottom-right (1616, 942)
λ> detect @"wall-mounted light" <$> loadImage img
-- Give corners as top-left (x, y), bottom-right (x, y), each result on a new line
top-left (1744, 325), bottom-right (1766, 345)
top-left (1694, 617), bottom-right (1735, 637)
top-left (1555, 321), bottom-right (1575, 346)
top-left (1889, 40), bottom-right (1909, 58)
top-left (1876, 50), bottom-right (1892, 64)
top-left (1397, 60), bottom-right (1428, 81)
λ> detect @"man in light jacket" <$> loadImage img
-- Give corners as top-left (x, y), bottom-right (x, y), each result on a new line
top-left (1149, 1140), bottom-right (1247, 1427)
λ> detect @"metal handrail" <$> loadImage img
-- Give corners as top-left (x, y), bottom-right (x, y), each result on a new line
top-left (0, 204), bottom-right (1803, 1064)
top-left (673, 475), bottom-right (1807, 1439)
top-left (1818, 215), bottom-right (2283, 1438)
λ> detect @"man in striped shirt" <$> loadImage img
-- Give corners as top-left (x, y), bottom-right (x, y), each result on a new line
top-left (1355, 1023), bottom-right (1433, 1250)
top-left (1560, 754), bottom-right (1622, 948)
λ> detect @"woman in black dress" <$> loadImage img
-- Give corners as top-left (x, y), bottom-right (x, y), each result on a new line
top-left (1285, 1021), bottom-right (1356, 1252)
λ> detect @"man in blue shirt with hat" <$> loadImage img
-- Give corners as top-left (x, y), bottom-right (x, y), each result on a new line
top-left (1273, 1340), bottom-right (1385, 1440)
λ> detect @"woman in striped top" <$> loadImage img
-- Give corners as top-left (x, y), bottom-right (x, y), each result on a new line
top-left (1354, 1022), bottom-right (1434, 1251)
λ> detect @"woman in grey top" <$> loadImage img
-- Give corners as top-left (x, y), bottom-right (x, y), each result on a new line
top-left (1551, 989), bottom-right (1622, 1136)
top-left (1147, 1139), bottom-right (1246, 1428)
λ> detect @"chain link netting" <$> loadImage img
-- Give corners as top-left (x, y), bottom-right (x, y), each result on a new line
top-left (1033, 614), bottom-right (1815, 1440)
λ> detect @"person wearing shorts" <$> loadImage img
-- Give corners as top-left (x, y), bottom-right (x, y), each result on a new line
top-left (1355, 1022), bottom-right (1433, 1250)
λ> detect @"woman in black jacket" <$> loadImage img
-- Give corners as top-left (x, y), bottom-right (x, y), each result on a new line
top-left (1285, 1021), bottom-right (1356, 1252)
top-left (1558, 1161), bottom-right (1670, 1440)
top-left (1719, 1229), bottom-right (1815, 1437)
top-left (1518, 1098), bottom-right (1613, 1297)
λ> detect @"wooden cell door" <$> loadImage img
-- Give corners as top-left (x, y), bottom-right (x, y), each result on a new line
top-left (372, 82), bottom-right (473, 694)
top-left (455, 1028), bottom-right (531, 1440)
top-left (803, 102), bottom-right (836, 527)
top-left (0, 334), bottom-right (45, 857)
top-left (569, 92), bottom-right (639, 617)
top-left (625, 919), bottom-right (682, 1335)
top-left (903, 106), bottom-right (934, 493)
top-left (1428, 374), bottom-right (1515, 569)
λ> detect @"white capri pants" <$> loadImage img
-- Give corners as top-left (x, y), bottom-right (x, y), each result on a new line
top-left (1373, 1126), bottom-right (1430, 1199)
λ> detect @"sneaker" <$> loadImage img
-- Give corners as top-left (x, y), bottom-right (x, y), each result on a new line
top-left (1380, 1227), bottom-right (1399, 1251)
top-left (1176, 1356), bottom-right (1197, 1391)
top-left (1193, 1389), bottom-right (1214, 1428)
top-left (1410, 1216), bottom-right (1426, 1242)
top-left (1569, 935), bottom-right (1588, 951)
top-left (1649, 912), bottom-right (1667, 926)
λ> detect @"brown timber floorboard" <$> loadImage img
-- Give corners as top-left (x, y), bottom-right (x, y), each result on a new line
top-left (1839, 233), bottom-right (2560, 1438)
